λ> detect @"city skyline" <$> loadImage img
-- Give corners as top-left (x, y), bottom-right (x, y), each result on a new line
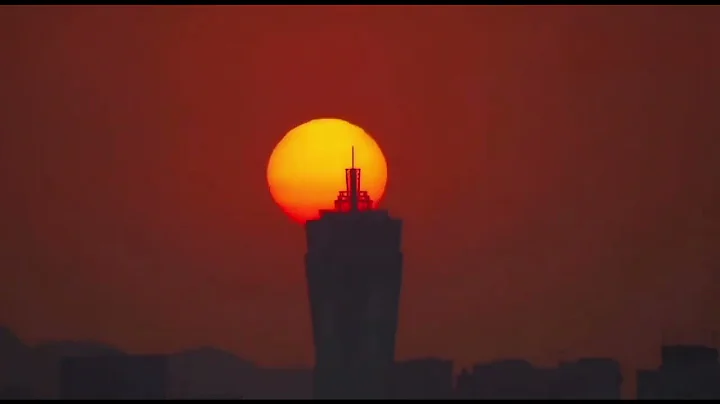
top-left (2, 324), bottom-right (718, 399)
top-left (1, 5), bottom-right (719, 400)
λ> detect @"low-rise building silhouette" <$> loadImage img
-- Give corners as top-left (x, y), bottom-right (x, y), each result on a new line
top-left (243, 368), bottom-right (312, 399)
top-left (553, 358), bottom-right (622, 399)
top-left (456, 357), bottom-right (622, 399)
top-left (637, 345), bottom-right (720, 399)
top-left (60, 354), bottom-right (168, 400)
top-left (457, 359), bottom-right (553, 399)
top-left (0, 384), bottom-right (35, 400)
top-left (390, 358), bottom-right (453, 399)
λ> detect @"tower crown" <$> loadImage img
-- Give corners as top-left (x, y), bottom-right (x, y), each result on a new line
top-left (333, 146), bottom-right (374, 212)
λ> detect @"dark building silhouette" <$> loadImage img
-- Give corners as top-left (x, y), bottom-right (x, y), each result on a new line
top-left (60, 354), bottom-right (167, 400)
top-left (553, 358), bottom-right (622, 399)
top-left (391, 358), bottom-right (454, 399)
top-left (243, 368), bottom-right (312, 399)
top-left (456, 358), bottom-right (622, 399)
top-left (165, 346), bottom-right (254, 399)
top-left (0, 385), bottom-right (35, 400)
top-left (305, 148), bottom-right (403, 399)
top-left (457, 359), bottom-right (553, 399)
top-left (637, 345), bottom-right (720, 399)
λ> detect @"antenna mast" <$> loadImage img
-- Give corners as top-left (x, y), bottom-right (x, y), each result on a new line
top-left (330, 146), bottom-right (374, 213)
top-left (349, 146), bottom-right (359, 211)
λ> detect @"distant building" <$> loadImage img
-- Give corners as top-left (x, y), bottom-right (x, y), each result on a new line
top-left (165, 347), bottom-right (253, 399)
top-left (553, 358), bottom-right (622, 399)
top-left (305, 148), bottom-right (404, 399)
top-left (0, 385), bottom-right (35, 400)
top-left (456, 358), bottom-right (622, 399)
top-left (243, 368), bottom-right (312, 399)
top-left (637, 345), bottom-right (720, 399)
top-left (458, 359), bottom-right (553, 399)
top-left (60, 355), bottom-right (167, 400)
top-left (391, 358), bottom-right (453, 399)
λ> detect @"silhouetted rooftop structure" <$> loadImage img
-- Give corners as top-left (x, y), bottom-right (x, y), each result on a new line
top-left (330, 146), bottom-right (374, 213)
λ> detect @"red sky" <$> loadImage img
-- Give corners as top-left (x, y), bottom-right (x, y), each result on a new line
top-left (1, 6), bottom-right (719, 397)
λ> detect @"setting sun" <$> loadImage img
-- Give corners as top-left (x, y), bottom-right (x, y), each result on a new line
top-left (267, 118), bottom-right (388, 224)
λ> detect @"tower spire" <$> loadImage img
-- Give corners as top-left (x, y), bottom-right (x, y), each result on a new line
top-left (349, 146), bottom-right (359, 211)
top-left (330, 146), bottom-right (374, 213)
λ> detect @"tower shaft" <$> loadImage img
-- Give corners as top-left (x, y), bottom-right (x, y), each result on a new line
top-left (304, 148), bottom-right (403, 399)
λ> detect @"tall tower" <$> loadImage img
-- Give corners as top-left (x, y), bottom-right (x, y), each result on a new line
top-left (305, 147), bottom-right (403, 399)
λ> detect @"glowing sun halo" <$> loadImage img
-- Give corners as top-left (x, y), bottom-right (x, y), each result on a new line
top-left (267, 118), bottom-right (388, 224)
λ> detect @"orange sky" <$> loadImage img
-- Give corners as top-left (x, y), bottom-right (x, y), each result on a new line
top-left (1, 6), bottom-right (719, 397)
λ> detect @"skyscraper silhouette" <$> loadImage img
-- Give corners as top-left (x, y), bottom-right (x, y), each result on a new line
top-left (305, 147), bottom-right (403, 399)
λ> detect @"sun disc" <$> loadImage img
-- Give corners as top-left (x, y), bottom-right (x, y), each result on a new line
top-left (266, 118), bottom-right (388, 224)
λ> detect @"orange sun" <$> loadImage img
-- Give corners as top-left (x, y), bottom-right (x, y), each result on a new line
top-left (267, 118), bottom-right (388, 224)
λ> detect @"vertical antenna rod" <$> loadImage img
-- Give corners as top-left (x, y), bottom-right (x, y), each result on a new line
top-left (350, 146), bottom-right (359, 211)
top-left (334, 145), bottom-right (373, 213)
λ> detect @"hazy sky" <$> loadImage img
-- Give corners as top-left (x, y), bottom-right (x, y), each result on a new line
top-left (1, 5), bottom-right (719, 397)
